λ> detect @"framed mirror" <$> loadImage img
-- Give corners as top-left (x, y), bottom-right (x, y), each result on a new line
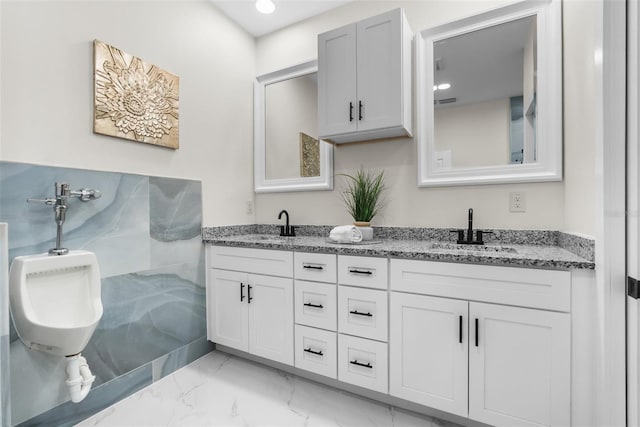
top-left (416, 0), bottom-right (562, 187)
top-left (254, 60), bottom-right (334, 193)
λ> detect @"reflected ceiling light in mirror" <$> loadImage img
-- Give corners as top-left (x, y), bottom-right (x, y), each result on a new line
top-left (255, 0), bottom-right (275, 14)
top-left (433, 83), bottom-right (451, 91)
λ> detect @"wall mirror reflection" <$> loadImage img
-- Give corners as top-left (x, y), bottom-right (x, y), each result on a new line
top-left (417, 0), bottom-right (562, 187)
top-left (255, 60), bottom-right (333, 193)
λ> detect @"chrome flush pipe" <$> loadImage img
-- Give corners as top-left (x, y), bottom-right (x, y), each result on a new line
top-left (27, 182), bottom-right (102, 256)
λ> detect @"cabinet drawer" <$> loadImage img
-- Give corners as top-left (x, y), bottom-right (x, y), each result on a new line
top-left (294, 252), bottom-right (337, 283)
top-left (211, 245), bottom-right (293, 278)
top-left (390, 259), bottom-right (571, 312)
top-left (295, 325), bottom-right (337, 379)
top-left (295, 280), bottom-right (337, 331)
top-left (338, 334), bottom-right (388, 393)
top-left (338, 256), bottom-right (388, 289)
top-left (338, 286), bottom-right (388, 341)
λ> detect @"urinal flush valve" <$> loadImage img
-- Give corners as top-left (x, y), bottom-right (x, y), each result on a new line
top-left (27, 182), bottom-right (102, 256)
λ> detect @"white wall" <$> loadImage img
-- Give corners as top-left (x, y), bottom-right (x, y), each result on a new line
top-left (254, 0), bottom-right (594, 236)
top-left (265, 73), bottom-right (318, 179)
top-left (434, 98), bottom-right (510, 168)
top-left (0, 0), bottom-right (256, 226)
top-left (563, 0), bottom-right (597, 236)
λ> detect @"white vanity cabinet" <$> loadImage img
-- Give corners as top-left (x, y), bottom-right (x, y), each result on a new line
top-left (293, 252), bottom-right (338, 379)
top-left (390, 259), bottom-right (571, 427)
top-left (317, 8), bottom-right (412, 144)
top-left (389, 292), bottom-right (469, 417)
top-left (337, 255), bottom-right (389, 393)
top-left (206, 243), bottom-right (590, 426)
top-left (207, 246), bottom-right (294, 365)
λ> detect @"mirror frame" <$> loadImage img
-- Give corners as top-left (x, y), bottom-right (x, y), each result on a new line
top-left (416, 0), bottom-right (562, 187)
top-left (254, 60), bottom-right (334, 193)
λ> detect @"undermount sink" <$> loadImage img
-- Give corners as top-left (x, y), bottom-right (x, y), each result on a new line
top-left (431, 242), bottom-right (518, 254)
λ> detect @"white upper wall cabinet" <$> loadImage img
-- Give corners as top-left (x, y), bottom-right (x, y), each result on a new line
top-left (318, 8), bottom-right (413, 144)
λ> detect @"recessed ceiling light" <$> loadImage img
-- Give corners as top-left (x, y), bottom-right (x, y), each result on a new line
top-left (437, 83), bottom-right (451, 90)
top-left (255, 0), bottom-right (275, 14)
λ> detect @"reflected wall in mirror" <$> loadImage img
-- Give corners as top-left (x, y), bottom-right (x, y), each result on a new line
top-left (255, 60), bottom-right (333, 193)
top-left (417, 0), bottom-right (561, 187)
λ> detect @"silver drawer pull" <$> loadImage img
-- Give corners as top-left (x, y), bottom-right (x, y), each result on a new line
top-left (304, 347), bottom-right (324, 356)
top-left (349, 269), bottom-right (372, 275)
top-left (349, 310), bottom-right (373, 317)
top-left (303, 302), bottom-right (324, 309)
top-left (303, 264), bottom-right (324, 270)
top-left (350, 359), bottom-right (372, 368)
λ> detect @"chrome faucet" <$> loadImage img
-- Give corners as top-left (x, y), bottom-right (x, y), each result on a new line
top-left (450, 208), bottom-right (492, 245)
top-left (277, 210), bottom-right (296, 237)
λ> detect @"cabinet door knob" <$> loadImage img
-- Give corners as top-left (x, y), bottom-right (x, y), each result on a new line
top-left (349, 102), bottom-right (354, 122)
top-left (459, 315), bottom-right (463, 344)
top-left (240, 283), bottom-right (245, 302)
top-left (358, 100), bottom-right (363, 120)
top-left (248, 285), bottom-right (253, 303)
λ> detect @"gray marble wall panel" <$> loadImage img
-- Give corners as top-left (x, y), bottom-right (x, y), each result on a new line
top-left (0, 162), bottom-right (150, 278)
top-left (150, 177), bottom-right (204, 287)
top-left (1, 335), bottom-right (9, 427)
top-left (15, 363), bottom-right (152, 427)
top-left (1, 162), bottom-right (205, 426)
top-left (0, 224), bottom-right (9, 427)
top-left (84, 269), bottom-right (206, 386)
top-left (151, 337), bottom-right (213, 382)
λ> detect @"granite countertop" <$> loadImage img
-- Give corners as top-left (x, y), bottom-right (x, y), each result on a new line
top-left (203, 231), bottom-right (595, 270)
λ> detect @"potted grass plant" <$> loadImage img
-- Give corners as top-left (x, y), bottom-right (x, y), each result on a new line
top-left (341, 168), bottom-right (386, 240)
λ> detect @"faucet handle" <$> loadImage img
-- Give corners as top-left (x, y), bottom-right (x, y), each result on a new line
top-left (450, 229), bottom-right (465, 244)
top-left (476, 230), bottom-right (493, 244)
top-left (27, 198), bottom-right (56, 206)
top-left (289, 226), bottom-right (296, 237)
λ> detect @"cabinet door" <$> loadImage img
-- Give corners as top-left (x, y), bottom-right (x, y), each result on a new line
top-left (356, 9), bottom-right (402, 132)
top-left (389, 292), bottom-right (468, 417)
top-left (469, 302), bottom-right (570, 427)
top-left (248, 274), bottom-right (294, 365)
top-left (208, 269), bottom-right (249, 352)
top-left (318, 23), bottom-right (358, 137)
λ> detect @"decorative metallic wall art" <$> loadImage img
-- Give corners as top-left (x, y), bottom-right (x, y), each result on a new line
top-left (300, 133), bottom-right (320, 177)
top-left (94, 40), bottom-right (180, 149)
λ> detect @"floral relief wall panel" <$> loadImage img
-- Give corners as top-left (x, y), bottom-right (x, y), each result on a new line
top-left (300, 132), bottom-right (320, 177)
top-left (93, 40), bottom-right (179, 149)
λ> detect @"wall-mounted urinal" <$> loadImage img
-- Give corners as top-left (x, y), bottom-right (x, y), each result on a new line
top-left (9, 182), bottom-right (103, 403)
top-left (9, 250), bottom-right (103, 357)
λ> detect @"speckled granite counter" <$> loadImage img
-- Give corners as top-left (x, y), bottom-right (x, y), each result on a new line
top-left (202, 226), bottom-right (595, 270)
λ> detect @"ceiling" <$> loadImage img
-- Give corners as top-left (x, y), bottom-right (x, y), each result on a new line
top-left (434, 16), bottom-right (534, 108)
top-left (211, 0), bottom-right (352, 38)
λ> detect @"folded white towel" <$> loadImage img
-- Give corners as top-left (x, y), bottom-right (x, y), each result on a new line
top-left (329, 225), bottom-right (363, 243)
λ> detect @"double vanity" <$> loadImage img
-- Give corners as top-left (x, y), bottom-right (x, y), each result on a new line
top-left (234, 0), bottom-right (586, 424)
top-left (203, 229), bottom-right (595, 427)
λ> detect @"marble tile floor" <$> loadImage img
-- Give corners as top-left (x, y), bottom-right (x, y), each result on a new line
top-left (75, 351), bottom-right (446, 427)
